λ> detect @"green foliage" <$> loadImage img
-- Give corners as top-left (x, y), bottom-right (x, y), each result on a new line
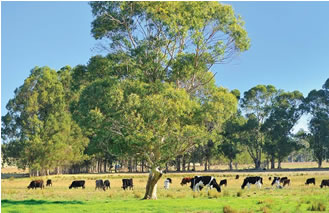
top-left (1, 67), bottom-right (88, 172)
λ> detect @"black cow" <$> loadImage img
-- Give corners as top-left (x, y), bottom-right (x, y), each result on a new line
top-left (219, 179), bottom-right (227, 187)
top-left (241, 176), bottom-right (263, 189)
top-left (283, 179), bottom-right (290, 187)
top-left (104, 180), bottom-right (111, 190)
top-left (122, 179), bottom-right (133, 190)
top-left (190, 176), bottom-right (221, 192)
top-left (95, 179), bottom-right (105, 191)
top-left (236, 175), bottom-right (239, 180)
top-left (46, 179), bottom-right (52, 187)
top-left (305, 178), bottom-right (315, 185)
top-left (268, 177), bottom-right (272, 181)
top-left (280, 177), bottom-right (288, 183)
top-left (320, 179), bottom-right (329, 188)
top-left (69, 180), bottom-right (85, 189)
top-left (27, 180), bottom-right (44, 189)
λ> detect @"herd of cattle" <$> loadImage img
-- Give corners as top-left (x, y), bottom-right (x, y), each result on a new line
top-left (26, 175), bottom-right (329, 192)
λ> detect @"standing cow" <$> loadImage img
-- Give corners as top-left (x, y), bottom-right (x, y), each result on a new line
top-left (95, 179), bottom-right (105, 191)
top-left (241, 177), bottom-right (263, 189)
top-left (46, 179), bottom-right (52, 187)
top-left (69, 180), bottom-right (85, 189)
top-left (164, 178), bottom-right (172, 190)
top-left (122, 179), bottom-right (133, 190)
top-left (190, 176), bottom-right (221, 192)
top-left (104, 180), bottom-right (111, 190)
top-left (305, 178), bottom-right (316, 185)
top-left (320, 179), bottom-right (329, 188)
top-left (27, 180), bottom-right (44, 189)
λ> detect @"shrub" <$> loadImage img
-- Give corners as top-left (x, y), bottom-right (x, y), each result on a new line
top-left (223, 206), bottom-right (237, 213)
top-left (308, 202), bottom-right (326, 211)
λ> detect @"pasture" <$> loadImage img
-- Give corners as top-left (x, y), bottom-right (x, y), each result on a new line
top-left (2, 171), bottom-right (329, 213)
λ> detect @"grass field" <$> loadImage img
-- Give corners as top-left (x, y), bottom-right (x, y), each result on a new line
top-left (2, 170), bottom-right (329, 213)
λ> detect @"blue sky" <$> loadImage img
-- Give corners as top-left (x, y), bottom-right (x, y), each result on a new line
top-left (2, 2), bottom-right (329, 131)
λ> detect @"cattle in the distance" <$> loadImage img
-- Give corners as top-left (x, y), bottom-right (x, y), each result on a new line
top-left (236, 175), bottom-right (239, 180)
top-left (69, 180), bottom-right (85, 189)
top-left (269, 177), bottom-right (272, 181)
top-left (280, 177), bottom-right (288, 183)
top-left (305, 178), bottom-right (316, 185)
top-left (122, 179), bottom-right (133, 190)
top-left (241, 176), bottom-right (263, 189)
top-left (190, 176), bottom-right (221, 192)
top-left (282, 179), bottom-right (290, 187)
top-left (180, 177), bottom-right (193, 186)
top-left (27, 180), bottom-right (44, 189)
top-left (164, 178), bottom-right (172, 190)
top-left (320, 179), bottom-right (329, 188)
top-left (95, 179), bottom-right (105, 191)
top-left (219, 179), bottom-right (227, 187)
top-left (104, 180), bottom-right (110, 190)
top-left (46, 179), bottom-right (52, 187)
top-left (271, 177), bottom-right (280, 187)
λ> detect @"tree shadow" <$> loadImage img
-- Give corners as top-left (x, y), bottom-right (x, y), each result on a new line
top-left (2, 199), bottom-right (84, 206)
top-left (1, 173), bottom-right (30, 179)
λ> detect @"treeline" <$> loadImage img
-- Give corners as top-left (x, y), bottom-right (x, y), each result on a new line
top-left (1, 2), bottom-right (329, 179)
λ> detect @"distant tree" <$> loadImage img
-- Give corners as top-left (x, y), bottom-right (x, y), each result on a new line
top-left (1, 67), bottom-right (88, 176)
top-left (263, 91), bottom-right (304, 169)
top-left (304, 78), bottom-right (329, 168)
top-left (240, 85), bottom-right (278, 169)
top-left (218, 113), bottom-right (245, 170)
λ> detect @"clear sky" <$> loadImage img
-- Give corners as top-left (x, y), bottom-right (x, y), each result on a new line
top-left (2, 1), bottom-right (329, 132)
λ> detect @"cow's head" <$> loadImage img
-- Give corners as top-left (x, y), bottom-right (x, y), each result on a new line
top-left (211, 179), bottom-right (221, 192)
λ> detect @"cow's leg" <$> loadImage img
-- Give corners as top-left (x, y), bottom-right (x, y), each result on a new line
top-left (247, 183), bottom-right (250, 190)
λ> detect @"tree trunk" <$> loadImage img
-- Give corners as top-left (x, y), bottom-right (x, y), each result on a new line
top-left (318, 159), bottom-right (322, 168)
top-left (182, 156), bottom-right (186, 171)
top-left (56, 167), bottom-right (60, 175)
top-left (143, 168), bottom-right (163, 200)
top-left (229, 159), bottom-right (233, 170)
top-left (142, 160), bottom-right (145, 173)
top-left (254, 159), bottom-right (261, 169)
top-left (104, 160), bottom-right (107, 173)
top-left (187, 162), bottom-right (190, 171)
top-left (204, 160), bottom-right (208, 171)
top-left (128, 159), bottom-right (132, 173)
top-left (277, 159), bottom-right (282, 169)
top-left (165, 163), bottom-right (168, 173)
top-left (193, 162), bottom-right (196, 171)
top-left (270, 156), bottom-right (275, 169)
top-left (176, 157), bottom-right (181, 171)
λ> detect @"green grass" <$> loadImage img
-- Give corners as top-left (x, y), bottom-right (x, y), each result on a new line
top-left (2, 171), bottom-right (329, 212)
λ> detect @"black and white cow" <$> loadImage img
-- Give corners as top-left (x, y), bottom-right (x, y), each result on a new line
top-left (122, 179), bottom-right (133, 190)
top-left (164, 178), bottom-right (172, 190)
top-left (69, 180), bottom-right (85, 189)
top-left (241, 176), bottom-right (263, 189)
top-left (305, 178), bottom-right (315, 185)
top-left (190, 176), bottom-right (221, 192)
top-left (104, 180), bottom-right (111, 190)
top-left (95, 179), bottom-right (105, 191)
top-left (320, 179), bottom-right (329, 188)
top-left (219, 179), bottom-right (227, 187)
top-left (271, 177), bottom-right (281, 187)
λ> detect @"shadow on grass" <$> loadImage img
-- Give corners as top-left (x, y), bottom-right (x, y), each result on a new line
top-left (2, 199), bottom-right (84, 206)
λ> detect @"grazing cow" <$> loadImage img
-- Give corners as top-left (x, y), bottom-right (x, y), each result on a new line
top-left (280, 177), bottom-right (288, 183)
top-left (282, 179), bottom-right (290, 187)
top-left (320, 179), bottom-right (329, 188)
top-left (190, 176), bottom-right (221, 192)
top-left (95, 179), bottom-right (105, 191)
top-left (69, 180), bottom-right (85, 189)
top-left (164, 178), bottom-right (172, 190)
top-left (271, 177), bottom-right (281, 187)
top-left (219, 179), bottom-right (227, 187)
top-left (27, 180), bottom-right (44, 189)
top-left (180, 177), bottom-right (193, 186)
top-left (236, 175), bottom-right (239, 180)
top-left (305, 178), bottom-right (316, 185)
top-left (241, 176), bottom-right (263, 189)
top-left (268, 177), bottom-right (272, 181)
top-left (46, 179), bottom-right (52, 187)
top-left (122, 179), bottom-right (133, 190)
top-left (104, 180), bottom-right (111, 190)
